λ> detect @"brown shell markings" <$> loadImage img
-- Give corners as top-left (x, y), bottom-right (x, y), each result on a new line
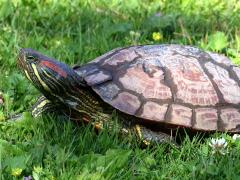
top-left (161, 55), bottom-right (219, 106)
top-left (205, 62), bottom-right (240, 104)
top-left (76, 44), bottom-right (240, 132)
top-left (118, 64), bottom-right (172, 100)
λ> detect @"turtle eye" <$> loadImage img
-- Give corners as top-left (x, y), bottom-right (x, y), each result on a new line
top-left (27, 55), bottom-right (35, 60)
top-left (27, 55), bottom-right (37, 62)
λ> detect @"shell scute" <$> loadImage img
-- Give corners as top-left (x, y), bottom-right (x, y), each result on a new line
top-left (233, 66), bottom-right (240, 81)
top-left (93, 82), bottom-right (120, 102)
top-left (119, 64), bottom-right (172, 100)
top-left (221, 108), bottom-right (240, 130)
top-left (84, 70), bottom-right (112, 86)
top-left (205, 62), bottom-right (240, 104)
top-left (161, 55), bottom-right (219, 105)
top-left (102, 47), bottom-right (139, 67)
top-left (111, 92), bottom-right (141, 115)
top-left (140, 102), bottom-right (168, 122)
top-left (75, 64), bottom-right (99, 77)
top-left (75, 64), bottom-right (112, 86)
top-left (208, 52), bottom-right (233, 66)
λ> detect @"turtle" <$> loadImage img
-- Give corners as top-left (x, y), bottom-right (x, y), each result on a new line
top-left (17, 44), bottom-right (240, 145)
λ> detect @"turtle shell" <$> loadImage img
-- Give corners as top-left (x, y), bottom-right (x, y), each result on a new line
top-left (75, 44), bottom-right (240, 132)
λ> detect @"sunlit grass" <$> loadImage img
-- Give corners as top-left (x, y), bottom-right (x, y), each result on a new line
top-left (0, 0), bottom-right (240, 179)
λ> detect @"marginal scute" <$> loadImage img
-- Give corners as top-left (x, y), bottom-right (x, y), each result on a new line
top-left (169, 104), bottom-right (192, 127)
top-left (205, 62), bottom-right (240, 104)
top-left (194, 108), bottom-right (218, 130)
top-left (75, 64), bottom-right (99, 78)
top-left (84, 70), bottom-right (112, 86)
top-left (111, 92), bottom-right (141, 115)
top-left (208, 52), bottom-right (233, 66)
top-left (221, 108), bottom-right (240, 130)
top-left (119, 64), bottom-right (172, 100)
top-left (93, 82), bottom-right (120, 102)
top-left (140, 102), bottom-right (168, 122)
top-left (161, 55), bottom-right (219, 105)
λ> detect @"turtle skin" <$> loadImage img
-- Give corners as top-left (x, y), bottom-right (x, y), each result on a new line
top-left (74, 44), bottom-right (240, 132)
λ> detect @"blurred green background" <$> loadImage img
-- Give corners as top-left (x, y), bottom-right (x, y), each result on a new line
top-left (0, 0), bottom-right (240, 179)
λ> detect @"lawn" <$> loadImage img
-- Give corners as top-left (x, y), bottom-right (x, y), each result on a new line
top-left (0, 0), bottom-right (240, 179)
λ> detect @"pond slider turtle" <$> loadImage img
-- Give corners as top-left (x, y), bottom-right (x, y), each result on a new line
top-left (17, 44), bottom-right (240, 145)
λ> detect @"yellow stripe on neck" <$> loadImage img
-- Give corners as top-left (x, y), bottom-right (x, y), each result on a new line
top-left (24, 70), bottom-right (32, 82)
top-left (31, 64), bottom-right (51, 92)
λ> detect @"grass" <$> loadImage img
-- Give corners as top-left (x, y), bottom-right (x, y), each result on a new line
top-left (0, 0), bottom-right (240, 179)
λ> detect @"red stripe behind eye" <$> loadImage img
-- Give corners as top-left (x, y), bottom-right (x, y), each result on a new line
top-left (40, 60), bottom-right (67, 78)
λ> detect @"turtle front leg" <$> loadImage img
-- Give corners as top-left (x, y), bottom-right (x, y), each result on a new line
top-left (31, 96), bottom-right (61, 117)
top-left (32, 95), bottom-right (78, 121)
top-left (6, 96), bottom-right (64, 121)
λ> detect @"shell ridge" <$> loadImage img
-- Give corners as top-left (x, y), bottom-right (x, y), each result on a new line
top-left (93, 47), bottom-right (128, 65)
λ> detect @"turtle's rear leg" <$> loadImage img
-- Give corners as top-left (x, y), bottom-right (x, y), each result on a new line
top-left (95, 113), bottom-right (177, 146)
top-left (121, 124), bottom-right (176, 146)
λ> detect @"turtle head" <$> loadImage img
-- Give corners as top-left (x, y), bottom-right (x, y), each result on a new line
top-left (17, 48), bottom-right (86, 102)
